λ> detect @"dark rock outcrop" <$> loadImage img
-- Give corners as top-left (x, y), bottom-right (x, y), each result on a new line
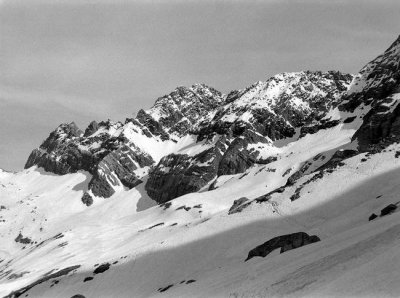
top-left (316, 149), bottom-right (359, 172)
top-left (145, 144), bottom-right (224, 204)
top-left (93, 263), bottom-right (111, 274)
top-left (15, 233), bottom-right (32, 244)
top-left (369, 213), bottom-right (378, 221)
top-left (228, 197), bottom-right (250, 214)
top-left (83, 120), bottom-right (99, 137)
top-left (217, 130), bottom-right (270, 176)
top-left (299, 119), bottom-right (340, 138)
top-left (81, 192), bottom-right (93, 207)
top-left (145, 127), bottom-right (275, 203)
top-left (380, 204), bottom-right (397, 216)
top-left (245, 232), bottom-right (320, 261)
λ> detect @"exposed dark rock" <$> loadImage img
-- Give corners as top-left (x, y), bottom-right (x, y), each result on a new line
top-left (290, 190), bottom-right (301, 202)
top-left (147, 223), bottom-right (164, 230)
top-left (186, 279), bottom-right (196, 284)
top-left (158, 284), bottom-right (174, 292)
top-left (88, 144), bottom-right (152, 198)
top-left (146, 129), bottom-right (272, 203)
top-left (84, 121), bottom-right (99, 137)
top-left (24, 123), bottom-right (88, 175)
top-left (353, 103), bottom-right (400, 152)
top-left (380, 204), bottom-right (397, 216)
top-left (145, 143), bottom-right (224, 204)
top-left (369, 213), bottom-right (378, 221)
top-left (245, 232), bottom-right (320, 261)
top-left (15, 233), bottom-right (32, 245)
top-left (88, 173), bottom-right (115, 198)
top-left (136, 110), bottom-right (170, 140)
top-left (71, 295), bottom-right (86, 298)
top-left (286, 160), bottom-right (314, 186)
top-left (316, 149), bottom-right (359, 172)
top-left (300, 120), bottom-right (340, 138)
top-left (176, 205), bottom-right (191, 211)
top-left (282, 168), bottom-right (291, 177)
top-left (228, 197), bottom-right (250, 215)
top-left (217, 130), bottom-right (269, 176)
top-left (139, 223), bottom-right (165, 232)
top-left (289, 171), bottom-right (324, 202)
top-left (83, 277), bottom-right (93, 282)
top-left (256, 156), bottom-right (278, 165)
top-left (160, 202), bottom-right (172, 210)
top-left (255, 186), bottom-right (285, 203)
top-left (93, 263), bottom-right (110, 275)
top-left (81, 192), bottom-right (93, 207)
top-left (343, 116), bottom-right (357, 123)
top-left (146, 84), bottom-right (224, 136)
top-left (8, 272), bottom-right (30, 280)
top-left (53, 233), bottom-right (64, 239)
top-left (225, 89), bottom-right (241, 104)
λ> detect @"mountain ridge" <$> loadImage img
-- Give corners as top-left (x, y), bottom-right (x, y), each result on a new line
top-left (24, 70), bottom-right (354, 203)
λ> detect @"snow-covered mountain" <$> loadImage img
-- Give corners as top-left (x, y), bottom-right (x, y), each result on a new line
top-left (1, 35), bottom-right (400, 298)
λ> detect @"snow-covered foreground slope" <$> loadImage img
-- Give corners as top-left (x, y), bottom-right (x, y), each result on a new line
top-left (1, 118), bottom-right (400, 297)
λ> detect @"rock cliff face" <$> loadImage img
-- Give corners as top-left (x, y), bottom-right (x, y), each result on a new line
top-left (245, 232), bottom-right (321, 261)
top-left (340, 35), bottom-right (400, 151)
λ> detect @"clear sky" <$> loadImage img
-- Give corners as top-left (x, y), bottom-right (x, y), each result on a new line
top-left (1, 0), bottom-right (400, 171)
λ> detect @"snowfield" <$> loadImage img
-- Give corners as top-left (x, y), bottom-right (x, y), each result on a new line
top-left (1, 120), bottom-right (400, 298)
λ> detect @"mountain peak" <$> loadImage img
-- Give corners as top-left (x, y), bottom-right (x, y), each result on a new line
top-left (143, 84), bottom-right (224, 135)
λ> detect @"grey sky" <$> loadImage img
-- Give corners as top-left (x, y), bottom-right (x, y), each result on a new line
top-left (1, 0), bottom-right (399, 171)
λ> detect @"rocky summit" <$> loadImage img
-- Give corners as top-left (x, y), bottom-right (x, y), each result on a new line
top-left (1, 35), bottom-right (400, 298)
